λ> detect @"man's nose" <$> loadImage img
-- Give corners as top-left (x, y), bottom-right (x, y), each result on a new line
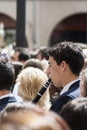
top-left (46, 67), bottom-right (50, 76)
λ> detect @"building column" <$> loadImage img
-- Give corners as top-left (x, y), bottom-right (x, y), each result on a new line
top-left (16, 0), bottom-right (27, 47)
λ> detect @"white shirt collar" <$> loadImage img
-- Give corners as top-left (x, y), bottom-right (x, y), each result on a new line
top-left (0, 93), bottom-right (13, 100)
top-left (60, 79), bottom-right (80, 95)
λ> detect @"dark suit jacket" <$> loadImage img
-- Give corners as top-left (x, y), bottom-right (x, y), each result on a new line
top-left (0, 96), bottom-right (17, 111)
top-left (50, 80), bottom-right (80, 114)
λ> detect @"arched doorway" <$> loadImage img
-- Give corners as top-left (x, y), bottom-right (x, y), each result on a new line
top-left (0, 13), bottom-right (16, 46)
top-left (49, 13), bottom-right (87, 46)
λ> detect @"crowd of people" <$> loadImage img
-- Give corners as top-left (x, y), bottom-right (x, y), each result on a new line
top-left (0, 41), bottom-right (87, 130)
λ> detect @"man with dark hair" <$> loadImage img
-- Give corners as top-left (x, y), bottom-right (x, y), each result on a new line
top-left (11, 47), bottom-right (30, 63)
top-left (60, 97), bottom-right (87, 130)
top-left (0, 53), bottom-right (17, 111)
top-left (47, 41), bottom-right (84, 114)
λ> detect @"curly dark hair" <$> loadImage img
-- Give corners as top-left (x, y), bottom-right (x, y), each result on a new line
top-left (47, 41), bottom-right (84, 76)
top-left (0, 53), bottom-right (15, 90)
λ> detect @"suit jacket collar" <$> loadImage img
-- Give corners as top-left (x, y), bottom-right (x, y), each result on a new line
top-left (0, 96), bottom-right (17, 111)
top-left (60, 79), bottom-right (80, 95)
top-left (0, 96), bottom-right (17, 104)
top-left (61, 80), bottom-right (80, 96)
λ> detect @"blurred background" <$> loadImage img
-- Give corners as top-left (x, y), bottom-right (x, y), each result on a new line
top-left (0, 0), bottom-right (86, 50)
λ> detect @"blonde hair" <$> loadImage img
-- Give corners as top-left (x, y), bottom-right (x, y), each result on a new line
top-left (16, 67), bottom-right (51, 109)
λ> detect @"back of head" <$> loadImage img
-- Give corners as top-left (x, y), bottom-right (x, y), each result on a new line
top-left (47, 41), bottom-right (84, 76)
top-left (0, 53), bottom-right (15, 90)
top-left (80, 68), bottom-right (87, 97)
top-left (12, 61), bottom-right (23, 82)
top-left (16, 67), bottom-right (50, 109)
top-left (37, 46), bottom-right (49, 60)
top-left (23, 58), bottom-right (43, 71)
top-left (60, 97), bottom-right (87, 130)
top-left (0, 120), bottom-right (32, 130)
top-left (1, 102), bottom-right (70, 130)
top-left (11, 47), bottom-right (30, 62)
top-left (18, 52), bottom-right (30, 62)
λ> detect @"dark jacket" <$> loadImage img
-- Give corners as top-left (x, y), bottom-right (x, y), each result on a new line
top-left (50, 80), bottom-right (80, 114)
top-left (0, 96), bottom-right (17, 111)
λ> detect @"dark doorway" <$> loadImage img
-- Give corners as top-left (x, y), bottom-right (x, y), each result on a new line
top-left (49, 13), bottom-right (87, 46)
top-left (0, 13), bottom-right (16, 29)
top-left (0, 13), bottom-right (16, 45)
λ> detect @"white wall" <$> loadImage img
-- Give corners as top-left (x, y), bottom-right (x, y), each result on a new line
top-left (0, 1), bottom-right (16, 19)
top-left (37, 1), bottom-right (87, 48)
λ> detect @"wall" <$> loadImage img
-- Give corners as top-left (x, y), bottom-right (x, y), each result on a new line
top-left (0, 0), bottom-right (86, 49)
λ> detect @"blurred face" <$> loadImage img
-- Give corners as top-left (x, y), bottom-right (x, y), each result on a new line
top-left (10, 51), bottom-right (19, 62)
top-left (47, 56), bottom-right (63, 88)
top-left (37, 52), bottom-right (42, 60)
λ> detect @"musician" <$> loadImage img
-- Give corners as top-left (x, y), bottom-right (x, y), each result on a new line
top-left (47, 41), bottom-right (84, 114)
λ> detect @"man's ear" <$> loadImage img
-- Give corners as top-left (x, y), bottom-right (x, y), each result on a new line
top-left (61, 61), bottom-right (68, 71)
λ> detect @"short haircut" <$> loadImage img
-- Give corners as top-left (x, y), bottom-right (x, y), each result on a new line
top-left (47, 41), bottom-right (84, 75)
top-left (60, 97), bottom-right (87, 130)
top-left (23, 58), bottom-right (43, 71)
top-left (0, 53), bottom-right (15, 90)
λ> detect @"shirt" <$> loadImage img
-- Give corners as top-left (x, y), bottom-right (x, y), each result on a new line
top-left (60, 79), bottom-right (80, 95)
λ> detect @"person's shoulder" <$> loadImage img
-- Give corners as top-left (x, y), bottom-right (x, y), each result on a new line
top-left (0, 95), bottom-right (17, 111)
top-left (50, 95), bottom-right (72, 113)
top-left (68, 87), bottom-right (80, 99)
top-left (67, 80), bottom-right (80, 98)
top-left (66, 80), bottom-right (80, 94)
